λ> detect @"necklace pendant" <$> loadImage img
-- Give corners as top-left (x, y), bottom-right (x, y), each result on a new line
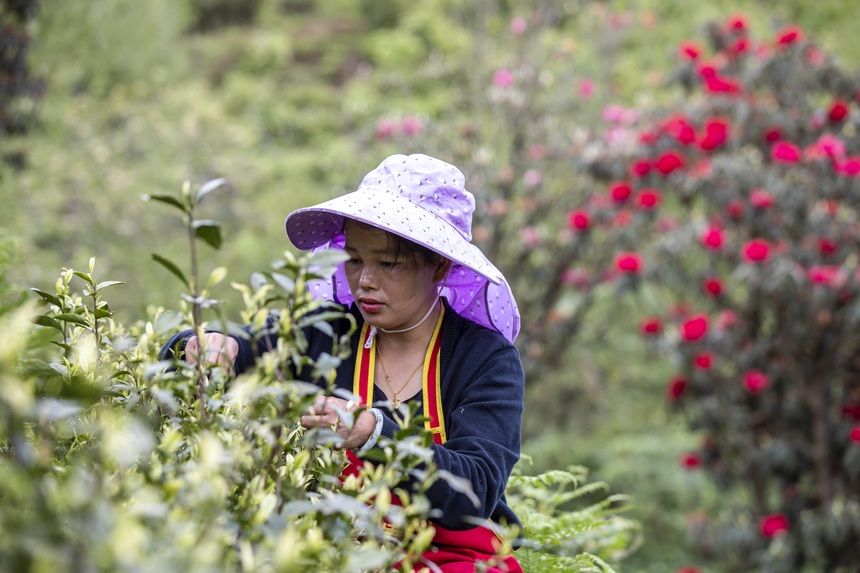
top-left (392, 398), bottom-right (400, 409)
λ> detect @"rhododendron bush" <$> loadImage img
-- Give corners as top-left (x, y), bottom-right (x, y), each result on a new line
top-left (581, 15), bottom-right (860, 572)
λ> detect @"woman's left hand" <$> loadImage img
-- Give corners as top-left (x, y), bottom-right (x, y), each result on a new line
top-left (300, 396), bottom-right (376, 450)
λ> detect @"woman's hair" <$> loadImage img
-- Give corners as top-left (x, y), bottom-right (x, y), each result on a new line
top-left (346, 219), bottom-right (448, 267)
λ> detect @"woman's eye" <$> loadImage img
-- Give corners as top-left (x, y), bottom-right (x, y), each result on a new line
top-left (380, 261), bottom-right (399, 269)
top-left (346, 258), bottom-right (361, 266)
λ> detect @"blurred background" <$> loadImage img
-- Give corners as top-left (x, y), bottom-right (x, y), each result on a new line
top-left (3, 1), bottom-right (860, 571)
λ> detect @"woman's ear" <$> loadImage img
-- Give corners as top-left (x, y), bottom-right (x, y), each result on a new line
top-left (433, 258), bottom-right (453, 283)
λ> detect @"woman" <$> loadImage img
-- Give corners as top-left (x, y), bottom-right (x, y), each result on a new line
top-left (166, 154), bottom-right (524, 572)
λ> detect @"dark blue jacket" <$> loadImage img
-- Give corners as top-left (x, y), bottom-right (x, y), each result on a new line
top-left (161, 299), bottom-right (524, 531)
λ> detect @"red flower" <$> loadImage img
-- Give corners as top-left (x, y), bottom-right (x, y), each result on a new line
top-left (850, 426), bottom-right (860, 443)
top-left (613, 210), bottom-right (632, 227)
top-left (829, 99), bottom-right (849, 123)
top-left (662, 115), bottom-right (696, 145)
top-left (680, 314), bottom-right (709, 342)
top-left (776, 25), bottom-right (804, 46)
top-left (667, 376), bottom-right (687, 401)
top-left (630, 159), bottom-right (652, 178)
top-left (727, 200), bottom-right (744, 219)
top-left (699, 118), bottom-right (729, 151)
top-left (694, 352), bottom-right (714, 370)
top-left (677, 568), bottom-right (700, 573)
top-left (701, 226), bottom-right (725, 250)
top-left (743, 370), bottom-right (770, 394)
top-left (808, 266), bottom-right (843, 288)
top-left (615, 252), bottom-right (642, 274)
top-left (750, 188), bottom-right (774, 209)
top-left (742, 239), bottom-right (770, 262)
top-left (725, 13), bottom-right (747, 31)
top-left (705, 74), bottom-right (742, 94)
top-left (835, 156), bottom-right (860, 177)
top-left (655, 151), bottom-right (685, 175)
top-left (637, 189), bottom-right (661, 210)
top-left (678, 40), bottom-right (701, 60)
top-left (763, 127), bottom-right (782, 142)
top-left (609, 181), bottom-right (632, 203)
top-left (703, 277), bottom-right (723, 297)
top-left (841, 404), bottom-right (860, 421)
top-left (568, 210), bottom-right (590, 231)
top-left (760, 514), bottom-right (789, 537)
top-left (772, 141), bottom-right (801, 163)
top-left (728, 37), bottom-right (750, 55)
top-left (639, 316), bottom-right (663, 335)
top-left (818, 238), bottom-right (836, 255)
top-left (680, 453), bottom-right (701, 469)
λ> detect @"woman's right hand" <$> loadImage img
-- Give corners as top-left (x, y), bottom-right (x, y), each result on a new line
top-left (183, 333), bottom-right (239, 372)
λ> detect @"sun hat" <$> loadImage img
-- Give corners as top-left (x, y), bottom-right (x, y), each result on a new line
top-left (285, 153), bottom-right (520, 343)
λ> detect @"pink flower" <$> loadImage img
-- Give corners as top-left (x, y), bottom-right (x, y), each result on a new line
top-left (520, 226), bottom-right (540, 247)
top-left (523, 169), bottom-right (542, 187)
top-left (492, 68), bottom-right (515, 87)
top-left (701, 226), bottom-right (725, 250)
top-left (680, 314), bottom-right (709, 342)
top-left (716, 309), bottom-right (737, 330)
top-left (568, 210), bottom-right (590, 231)
top-left (401, 116), bottom-right (423, 135)
top-left (637, 189), bottom-right (661, 210)
top-left (744, 370), bottom-right (770, 394)
top-left (561, 267), bottom-right (591, 289)
top-left (509, 16), bottom-right (527, 35)
top-left (750, 189), bottom-right (774, 209)
top-left (579, 79), bottom-right (595, 98)
top-left (375, 117), bottom-right (397, 140)
top-left (655, 151), bottom-right (685, 175)
top-left (742, 239), bottom-right (770, 262)
top-left (772, 141), bottom-right (801, 163)
top-left (615, 252), bottom-right (642, 274)
top-left (810, 134), bottom-right (846, 160)
top-left (760, 514), bottom-right (789, 537)
top-left (850, 426), bottom-right (860, 443)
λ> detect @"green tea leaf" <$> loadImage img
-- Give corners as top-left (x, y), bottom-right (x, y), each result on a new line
top-left (194, 178), bottom-right (227, 204)
top-left (152, 253), bottom-right (189, 288)
top-left (193, 220), bottom-right (222, 250)
top-left (141, 193), bottom-right (187, 212)
top-left (55, 313), bottom-right (89, 327)
top-left (30, 288), bottom-right (62, 308)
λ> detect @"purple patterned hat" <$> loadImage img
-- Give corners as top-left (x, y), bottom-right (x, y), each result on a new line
top-left (285, 153), bottom-right (520, 342)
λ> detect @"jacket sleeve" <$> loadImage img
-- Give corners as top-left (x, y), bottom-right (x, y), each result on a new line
top-left (157, 318), bottom-right (279, 375)
top-left (387, 341), bottom-right (524, 530)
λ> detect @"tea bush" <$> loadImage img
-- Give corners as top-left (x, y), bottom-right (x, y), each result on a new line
top-left (0, 179), bottom-right (638, 572)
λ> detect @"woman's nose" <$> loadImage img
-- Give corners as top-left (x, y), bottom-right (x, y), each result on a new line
top-left (358, 265), bottom-right (376, 288)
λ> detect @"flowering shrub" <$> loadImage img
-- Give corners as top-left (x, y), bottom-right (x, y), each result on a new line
top-left (581, 15), bottom-right (860, 572)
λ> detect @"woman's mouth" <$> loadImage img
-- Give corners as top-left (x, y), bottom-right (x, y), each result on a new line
top-left (359, 298), bottom-right (384, 313)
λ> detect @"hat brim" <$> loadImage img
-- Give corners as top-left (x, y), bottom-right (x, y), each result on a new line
top-left (285, 188), bottom-right (503, 285)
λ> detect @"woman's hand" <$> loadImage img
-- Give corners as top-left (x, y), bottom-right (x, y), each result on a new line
top-left (300, 396), bottom-right (376, 450)
top-left (183, 333), bottom-right (239, 372)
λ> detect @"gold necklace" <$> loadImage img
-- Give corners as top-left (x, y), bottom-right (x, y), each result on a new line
top-left (376, 344), bottom-right (425, 409)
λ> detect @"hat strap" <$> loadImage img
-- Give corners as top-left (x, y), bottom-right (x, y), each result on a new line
top-left (363, 271), bottom-right (450, 349)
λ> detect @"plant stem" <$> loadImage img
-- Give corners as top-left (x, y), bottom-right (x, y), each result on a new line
top-left (188, 213), bottom-right (207, 422)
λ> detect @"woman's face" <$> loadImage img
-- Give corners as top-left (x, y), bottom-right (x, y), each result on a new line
top-left (343, 220), bottom-right (446, 330)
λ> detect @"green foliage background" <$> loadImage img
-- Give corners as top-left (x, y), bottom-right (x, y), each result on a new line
top-left (3, 0), bottom-right (860, 570)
